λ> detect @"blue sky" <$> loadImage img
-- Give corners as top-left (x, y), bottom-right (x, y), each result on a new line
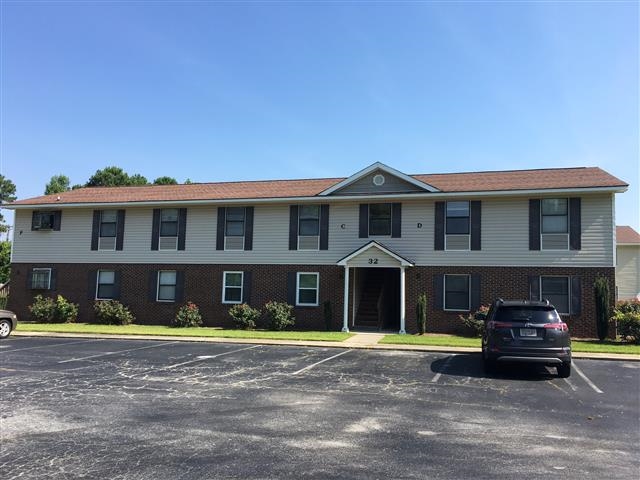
top-left (1, 1), bottom-right (638, 230)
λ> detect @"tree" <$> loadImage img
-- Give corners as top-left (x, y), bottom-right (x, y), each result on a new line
top-left (85, 167), bottom-right (148, 187)
top-left (594, 277), bottom-right (611, 341)
top-left (45, 174), bottom-right (71, 195)
top-left (0, 175), bottom-right (17, 233)
top-left (184, 178), bottom-right (193, 184)
top-left (0, 240), bottom-right (10, 284)
top-left (153, 176), bottom-right (178, 185)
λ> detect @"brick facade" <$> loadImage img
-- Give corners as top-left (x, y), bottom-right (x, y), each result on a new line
top-left (10, 262), bottom-right (615, 338)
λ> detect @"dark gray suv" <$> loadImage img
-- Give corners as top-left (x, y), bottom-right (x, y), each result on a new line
top-left (481, 299), bottom-right (571, 378)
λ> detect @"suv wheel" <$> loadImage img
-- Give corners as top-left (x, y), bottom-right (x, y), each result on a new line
top-left (557, 362), bottom-right (571, 378)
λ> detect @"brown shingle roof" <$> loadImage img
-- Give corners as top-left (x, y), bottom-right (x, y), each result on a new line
top-left (9, 166), bottom-right (627, 206)
top-left (617, 226), bottom-right (640, 245)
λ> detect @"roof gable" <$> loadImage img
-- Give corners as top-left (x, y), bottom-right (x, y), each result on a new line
top-left (319, 162), bottom-right (439, 196)
top-left (617, 226), bottom-right (640, 245)
top-left (337, 241), bottom-right (414, 267)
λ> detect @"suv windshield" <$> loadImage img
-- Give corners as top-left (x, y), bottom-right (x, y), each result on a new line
top-left (495, 306), bottom-right (560, 324)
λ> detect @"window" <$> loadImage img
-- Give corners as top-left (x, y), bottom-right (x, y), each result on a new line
top-left (446, 201), bottom-right (470, 234)
top-left (157, 270), bottom-right (177, 302)
top-left (31, 211), bottom-right (58, 230)
top-left (297, 273), bottom-right (319, 306)
top-left (99, 210), bottom-right (117, 238)
top-left (31, 268), bottom-right (52, 289)
top-left (444, 274), bottom-right (470, 311)
top-left (96, 270), bottom-right (116, 300)
top-left (541, 199), bottom-right (568, 233)
top-left (541, 276), bottom-right (570, 315)
top-left (160, 209), bottom-right (179, 237)
top-left (369, 203), bottom-right (392, 236)
top-left (223, 271), bottom-right (243, 304)
top-left (298, 205), bottom-right (320, 250)
top-left (225, 207), bottom-right (245, 236)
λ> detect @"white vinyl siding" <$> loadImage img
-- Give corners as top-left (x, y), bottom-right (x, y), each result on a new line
top-left (11, 194), bottom-right (615, 267)
top-left (616, 245), bottom-right (640, 300)
top-left (297, 272), bottom-right (319, 306)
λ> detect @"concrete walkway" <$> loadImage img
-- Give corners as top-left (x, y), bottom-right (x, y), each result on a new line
top-left (11, 330), bottom-right (640, 361)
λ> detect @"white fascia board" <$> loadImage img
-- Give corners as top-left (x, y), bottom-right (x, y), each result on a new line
top-left (6, 185), bottom-right (628, 210)
top-left (318, 162), bottom-right (440, 195)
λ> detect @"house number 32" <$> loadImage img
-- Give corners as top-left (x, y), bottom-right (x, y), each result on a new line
top-left (368, 258), bottom-right (379, 264)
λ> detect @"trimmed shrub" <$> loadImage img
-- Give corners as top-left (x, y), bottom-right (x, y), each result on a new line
top-left (458, 305), bottom-right (489, 337)
top-left (417, 293), bottom-right (427, 334)
top-left (615, 299), bottom-right (640, 315)
top-left (29, 295), bottom-right (56, 322)
top-left (28, 295), bottom-right (78, 323)
top-left (593, 277), bottom-right (611, 341)
top-left (615, 312), bottom-right (640, 344)
top-left (264, 301), bottom-right (295, 331)
top-left (323, 300), bottom-right (333, 331)
top-left (173, 301), bottom-right (203, 328)
top-left (93, 300), bottom-right (135, 325)
top-left (229, 303), bottom-right (261, 330)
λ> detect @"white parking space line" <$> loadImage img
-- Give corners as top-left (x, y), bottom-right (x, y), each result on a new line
top-left (562, 377), bottom-right (578, 391)
top-left (430, 354), bottom-right (456, 383)
top-left (292, 349), bottom-right (352, 375)
top-left (0, 339), bottom-right (103, 353)
top-left (572, 361), bottom-right (604, 394)
top-left (58, 341), bottom-right (178, 363)
top-left (163, 345), bottom-right (260, 370)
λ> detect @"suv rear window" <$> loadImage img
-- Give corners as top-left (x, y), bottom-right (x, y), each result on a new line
top-left (495, 306), bottom-right (560, 323)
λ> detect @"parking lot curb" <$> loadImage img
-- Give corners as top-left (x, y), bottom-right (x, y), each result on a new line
top-left (11, 331), bottom-right (640, 361)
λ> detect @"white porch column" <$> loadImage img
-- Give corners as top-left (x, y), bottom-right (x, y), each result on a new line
top-left (399, 266), bottom-right (406, 334)
top-left (342, 266), bottom-right (350, 332)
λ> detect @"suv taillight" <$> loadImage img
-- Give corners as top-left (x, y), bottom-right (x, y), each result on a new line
top-left (543, 323), bottom-right (568, 332)
top-left (488, 321), bottom-right (513, 330)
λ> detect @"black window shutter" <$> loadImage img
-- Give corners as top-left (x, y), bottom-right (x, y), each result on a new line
top-left (289, 205), bottom-right (299, 250)
top-left (243, 271), bottom-right (252, 304)
top-left (244, 207), bottom-right (254, 251)
top-left (569, 198), bottom-right (581, 251)
top-left (175, 271), bottom-right (185, 303)
top-left (216, 207), bottom-right (226, 250)
top-left (470, 201), bottom-right (481, 251)
top-left (116, 210), bottom-right (126, 251)
top-left (570, 276), bottom-right (582, 315)
top-left (529, 199), bottom-right (541, 251)
top-left (49, 268), bottom-right (57, 290)
top-left (287, 272), bottom-right (297, 305)
top-left (113, 271), bottom-right (122, 300)
top-left (359, 204), bottom-right (369, 238)
top-left (391, 203), bottom-right (402, 238)
top-left (31, 212), bottom-right (39, 231)
top-left (149, 271), bottom-right (158, 302)
top-left (26, 269), bottom-right (34, 289)
top-left (320, 204), bottom-right (329, 250)
top-left (433, 274), bottom-right (444, 310)
top-left (528, 275), bottom-right (540, 301)
top-left (470, 274), bottom-right (481, 310)
top-left (88, 270), bottom-right (97, 300)
top-left (178, 208), bottom-right (187, 251)
top-left (91, 210), bottom-right (100, 251)
top-left (434, 202), bottom-right (445, 251)
top-left (151, 209), bottom-right (160, 251)
top-left (53, 211), bottom-right (62, 231)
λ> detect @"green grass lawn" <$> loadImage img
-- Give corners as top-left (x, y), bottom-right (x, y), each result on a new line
top-left (16, 322), bottom-right (353, 342)
top-left (381, 334), bottom-right (640, 354)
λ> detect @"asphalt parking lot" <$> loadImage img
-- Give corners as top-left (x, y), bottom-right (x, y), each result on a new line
top-left (1, 337), bottom-right (638, 479)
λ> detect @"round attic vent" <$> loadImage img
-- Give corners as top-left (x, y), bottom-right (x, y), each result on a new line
top-left (373, 174), bottom-right (385, 186)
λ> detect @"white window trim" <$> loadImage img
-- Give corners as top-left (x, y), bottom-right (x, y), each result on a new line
top-left (95, 269), bottom-right (116, 300)
top-left (296, 272), bottom-right (319, 307)
top-left (156, 270), bottom-right (177, 303)
top-left (443, 274), bottom-right (471, 312)
top-left (540, 275), bottom-right (571, 315)
top-left (222, 271), bottom-right (244, 304)
top-left (368, 203), bottom-right (392, 237)
top-left (31, 268), bottom-right (52, 290)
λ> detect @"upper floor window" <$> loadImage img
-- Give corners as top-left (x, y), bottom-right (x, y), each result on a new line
top-left (369, 203), bottom-right (392, 236)
top-left (225, 207), bottom-right (245, 250)
top-left (541, 199), bottom-right (568, 234)
top-left (31, 211), bottom-right (61, 231)
top-left (31, 268), bottom-right (52, 289)
top-left (160, 209), bottom-right (179, 237)
top-left (98, 210), bottom-right (117, 250)
top-left (446, 201), bottom-right (470, 234)
top-left (151, 208), bottom-right (186, 251)
top-left (157, 270), bottom-right (177, 302)
top-left (298, 205), bottom-right (320, 250)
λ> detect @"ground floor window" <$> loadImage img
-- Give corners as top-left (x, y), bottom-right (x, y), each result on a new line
top-left (96, 270), bottom-right (116, 300)
top-left (540, 276), bottom-right (570, 314)
top-left (223, 271), bottom-right (243, 304)
top-left (444, 274), bottom-right (470, 311)
top-left (31, 268), bottom-right (52, 289)
top-left (297, 272), bottom-right (319, 306)
top-left (157, 270), bottom-right (177, 302)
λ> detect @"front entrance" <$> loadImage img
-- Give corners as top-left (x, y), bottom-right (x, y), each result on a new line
top-left (353, 267), bottom-right (400, 331)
